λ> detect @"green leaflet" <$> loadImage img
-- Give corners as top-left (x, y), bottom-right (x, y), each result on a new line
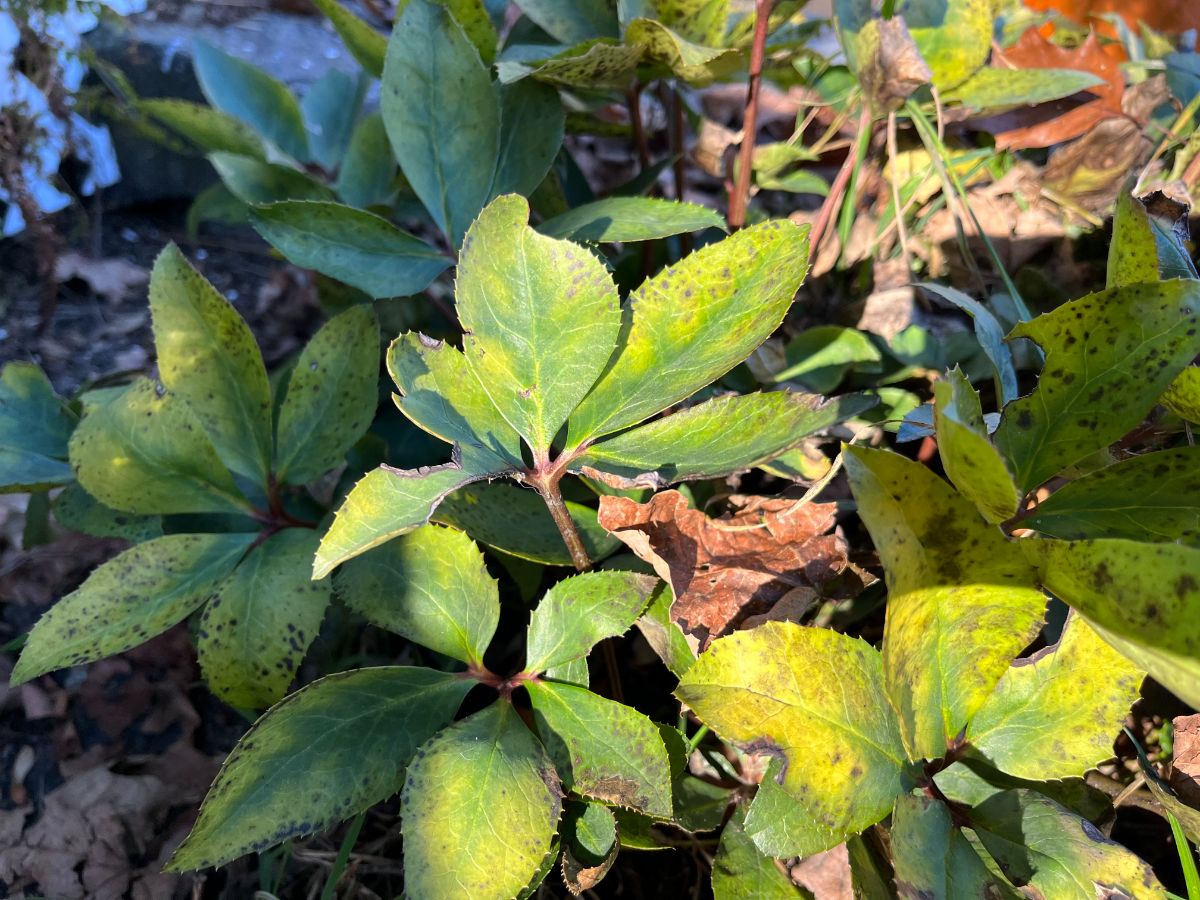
top-left (457, 194), bottom-right (621, 454)
top-left (1108, 191), bottom-right (1164, 288)
top-left (567, 219), bottom-right (811, 444)
top-left (69, 379), bottom-right (250, 516)
top-left (209, 152), bottom-right (333, 204)
top-left (299, 69), bottom-right (360, 170)
top-left (311, 0), bottom-right (387, 76)
top-left (11, 533), bottom-right (254, 685)
top-left (149, 243), bottom-right (273, 483)
top-left (251, 202), bottom-right (449, 301)
top-left (634, 581), bottom-right (695, 678)
top-left (574, 390), bottom-right (877, 489)
top-left (524, 571), bottom-right (661, 671)
top-left (512, 40), bottom-right (644, 90)
top-left (1025, 537), bottom-right (1200, 709)
top-left (381, 0), bottom-right (497, 247)
top-left (169, 666), bottom-right (471, 870)
top-left (994, 279), bottom-right (1200, 494)
top-left (1163, 367), bottom-right (1200, 421)
top-left (934, 760), bottom-right (1112, 822)
top-left (945, 67), bottom-right (1105, 111)
top-left (773, 325), bottom-right (883, 392)
top-left (1026, 446), bottom-right (1200, 543)
top-left (538, 197), bottom-right (726, 242)
top-left (625, 18), bottom-right (742, 85)
top-left (527, 680), bottom-right (672, 816)
top-left (904, 0), bottom-right (992, 90)
top-left (891, 793), bottom-right (1011, 899)
top-left (335, 524), bottom-right (499, 665)
top-left (918, 283), bottom-right (1019, 405)
top-left (140, 98), bottom-right (265, 158)
top-left (388, 331), bottom-right (524, 469)
top-left (845, 446), bottom-right (1046, 761)
top-left (198, 529), bottom-right (331, 709)
top-left (677, 622), bottom-right (908, 857)
top-left (934, 369), bottom-right (1019, 524)
top-left (401, 702), bottom-right (563, 899)
top-left (968, 615), bottom-right (1144, 781)
top-left (0, 362), bottom-right (75, 491)
top-left (334, 113), bottom-right (396, 209)
top-left (562, 800), bottom-right (620, 894)
top-left (192, 40), bottom-right (309, 161)
top-left (491, 81), bottom-right (564, 200)
top-left (513, 0), bottom-right (618, 44)
top-left (273, 303), bottom-right (380, 485)
top-left (969, 789), bottom-right (1166, 898)
top-left (52, 483), bottom-right (163, 542)
top-left (711, 806), bottom-right (806, 900)
top-left (433, 481), bottom-right (622, 566)
top-left (312, 452), bottom-right (506, 578)
top-left (654, 0), bottom-right (728, 46)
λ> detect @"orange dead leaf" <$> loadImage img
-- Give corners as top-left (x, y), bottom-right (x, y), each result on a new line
top-left (985, 29), bottom-right (1125, 150)
top-left (1169, 713), bottom-right (1200, 808)
top-left (1024, 0), bottom-right (1200, 37)
top-left (597, 490), bottom-right (849, 647)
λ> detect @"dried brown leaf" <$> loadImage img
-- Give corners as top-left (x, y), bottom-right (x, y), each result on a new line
top-left (1169, 713), bottom-right (1200, 808)
top-left (1023, 0), bottom-right (1200, 36)
top-left (54, 252), bottom-right (149, 305)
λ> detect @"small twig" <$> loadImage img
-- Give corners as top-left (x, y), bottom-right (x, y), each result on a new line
top-left (628, 84), bottom-right (651, 169)
top-left (670, 85), bottom-right (692, 255)
top-left (727, 0), bottom-right (775, 229)
top-left (885, 110), bottom-right (911, 271)
top-left (809, 105), bottom-right (872, 254)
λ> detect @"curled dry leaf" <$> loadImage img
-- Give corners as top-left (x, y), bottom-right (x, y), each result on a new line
top-left (1169, 714), bottom-right (1200, 808)
top-left (857, 16), bottom-right (933, 112)
top-left (1023, 0), bottom-right (1200, 36)
top-left (597, 490), bottom-right (849, 647)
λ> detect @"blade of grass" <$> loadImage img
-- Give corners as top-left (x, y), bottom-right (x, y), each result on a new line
top-left (320, 812), bottom-right (365, 900)
top-left (1169, 812), bottom-right (1200, 900)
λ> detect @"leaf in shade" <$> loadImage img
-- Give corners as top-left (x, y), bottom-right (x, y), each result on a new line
top-left (711, 806), bottom-right (807, 900)
top-left (561, 800), bottom-right (620, 895)
top-left (598, 490), bottom-right (849, 647)
top-left (491, 80), bottom-right (565, 200)
top-left (0, 362), bottom-right (75, 492)
top-left (917, 283), bottom-right (1019, 404)
top-left (52, 483), bottom-right (162, 542)
top-left (511, 0), bottom-right (618, 44)
top-left (209, 153), bottom-right (334, 204)
top-left (538, 197), bottom-right (726, 242)
top-left (891, 792), bottom-right (1011, 899)
top-left (311, 0), bottom-right (387, 76)
top-left (251, 202), bottom-right (450, 300)
top-left (300, 69), bottom-right (360, 170)
top-left (335, 113), bottom-right (396, 209)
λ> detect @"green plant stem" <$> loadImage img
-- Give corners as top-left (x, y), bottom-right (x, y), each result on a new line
top-left (684, 724), bottom-right (709, 755)
top-left (1169, 812), bottom-right (1200, 900)
top-left (320, 811), bottom-right (365, 900)
top-left (727, 0), bottom-right (775, 229)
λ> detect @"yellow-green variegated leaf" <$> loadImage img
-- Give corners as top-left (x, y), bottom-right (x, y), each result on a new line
top-left (655, 0), bottom-right (728, 46)
top-left (1163, 367), bottom-right (1200, 422)
top-left (933, 368), bottom-right (1019, 524)
top-left (169, 667), bottom-right (471, 870)
top-left (968, 615), bottom-right (1143, 780)
top-left (905, 0), bottom-right (992, 91)
top-left (149, 243), bottom-right (273, 483)
top-left (312, 451), bottom-right (507, 578)
top-left (994, 280), bottom-right (1200, 494)
top-left (677, 622), bottom-right (908, 857)
top-left (844, 446), bottom-right (1046, 761)
top-left (198, 529), bottom-right (332, 709)
top-left (567, 220), bottom-right (810, 445)
top-left (335, 524), bottom-right (499, 665)
top-left (401, 702), bottom-right (563, 899)
top-left (625, 18), bottom-right (742, 85)
top-left (70, 379), bottom-right (250, 516)
top-left (11, 533), bottom-right (254, 685)
top-left (140, 98), bottom-right (266, 158)
top-left (456, 194), bottom-right (621, 454)
top-left (891, 793), bottom-right (1013, 900)
top-left (1025, 538), bottom-right (1200, 709)
top-left (574, 391), bottom-right (877, 490)
top-left (516, 40), bottom-right (644, 91)
top-left (1107, 191), bottom-right (1164, 288)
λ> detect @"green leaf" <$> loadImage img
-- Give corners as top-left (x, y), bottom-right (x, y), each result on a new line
top-left (527, 680), bottom-right (672, 816)
top-left (544, 656), bottom-right (589, 688)
top-left (635, 581), bottom-right (695, 678)
top-left (169, 666), bottom-right (471, 870)
top-left (1163, 367), bottom-right (1200, 422)
top-left (139, 98), bottom-right (265, 158)
top-left (934, 368), bottom-right (1019, 524)
top-left (511, 39), bottom-right (644, 90)
top-left (401, 702), bottom-right (563, 899)
top-left (335, 524), bottom-right (499, 665)
top-left (1108, 190), bottom-right (1163, 288)
top-left (0, 362), bottom-right (75, 491)
top-left (69, 379), bottom-right (250, 515)
top-left (567, 219), bottom-right (811, 444)
top-left (918, 283), bottom-right (1019, 404)
top-left (773, 325), bottom-right (883, 392)
top-left (11, 533), bottom-right (253, 685)
top-left (52, 483), bottom-right (162, 542)
top-left (1128, 739), bottom-right (1200, 844)
top-left (891, 793), bottom-right (1011, 899)
top-left (433, 480), bottom-right (622, 566)
top-left (969, 789), bottom-right (1166, 898)
top-left (525, 571), bottom-right (660, 671)
top-left (994, 280), bottom-right (1200, 494)
top-left (677, 622), bottom-right (908, 857)
top-left (711, 807), bottom-right (806, 900)
top-left (575, 391), bottom-right (877, 489)
top-left (209, 152), bottom-right (333, 205)
top-left (968, 614), bottom-right (1143, 781)
top-left (457, 194), bottom-right (621, 453)
top-left (311, 0), bottom-right (387, 76)
top-left (382, 0), bottom-right (498, 247)
top-left (945, 67), bottom-right (1105, 111)
top-left (513, 0), bottom-right (618, 44)
top-left (905, 0), bottom-right (992, 91)
top-left (192, 40), bottom-right (309, 160)
top-left (313, 451), bottom-right (506, 578)
top-left (299, 69), bottom-right (361, 170)
top-left (562, 800), bottom-right (620, 894)
top-left (149, 242), bottom-right (273, 483)
top-left (274, 303), bottom-right (381, 484)
top-left (1025, 446), bottom-right (1200, 543)
top-left (334, 113), bottom-right (396, 209)
top-left (538, 197), bottom-right (726, 242)
top-left (198, 529), bottom-right (331, 709)
top-left (934, 759), bottom-right (1112, 822)
top-left (625, 18), bottom-right (742, 85)
top-left (654, 0), bottom-right (728, 46)
top-left (844, 446), bottom-right (1047, 761)
top-left (1025, 537), bottom-right (1200, 709)
top-left (387, 332), bottom-right (523, 469)
top-left (490, 80), bottom-right (565, 199)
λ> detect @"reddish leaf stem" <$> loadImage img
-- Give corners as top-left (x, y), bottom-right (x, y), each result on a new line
top-left (727, 0), bottom-right (775, 230)
top-left (809, 105), bottom-right (872, 254)
top-left (532, 467), bottom-right (592, 573)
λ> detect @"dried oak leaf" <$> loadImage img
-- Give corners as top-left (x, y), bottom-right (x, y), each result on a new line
top-left (1023, 0), bottom-right (1200, 37)
top-left (985, 30), bottom-right (1124, 150)
top-left (597, 490), bottom-right (848, 647)
top-left (1169, 713), bottom-right (1200, 808)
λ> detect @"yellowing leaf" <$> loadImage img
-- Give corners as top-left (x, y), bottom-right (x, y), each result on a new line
top-left (1163, 367), bottom-right (1200, 422)
top-left (968, 615), bottom-right (1144, 780)
top-left (677, 622), bottom-right (908, 857)
top-left (625, 18), bottom-right (742, 85)
top-left (844, 446), bottom-right (1046, 761)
